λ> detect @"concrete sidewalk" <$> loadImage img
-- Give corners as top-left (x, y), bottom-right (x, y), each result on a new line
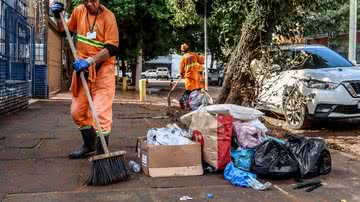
top-left (0, 100), bottom-right (359, 202)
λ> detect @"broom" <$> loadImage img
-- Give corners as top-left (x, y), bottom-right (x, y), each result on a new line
top-left (60, 14), bottom-right (130, 185)
top-left (167, 77), bottom-right (182, 107)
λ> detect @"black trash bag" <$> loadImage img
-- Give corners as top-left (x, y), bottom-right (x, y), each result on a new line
top-left (286, 135), bottom-right (331, 178)
top-left (251, 139), bottom-right (299, 178)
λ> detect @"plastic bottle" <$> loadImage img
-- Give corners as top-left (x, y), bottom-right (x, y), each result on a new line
top-left (203, 165), bottom-right (215, 173)
top-left (128, 160), bottom-right (141, 173)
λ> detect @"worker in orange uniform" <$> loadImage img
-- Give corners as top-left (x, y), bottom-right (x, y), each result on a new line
top-left (179, 43), bottom-right (205, 109)
top-left (50, 0), bottom-right (119, 159)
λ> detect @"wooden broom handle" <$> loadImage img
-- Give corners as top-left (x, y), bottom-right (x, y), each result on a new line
top-left (60, 14), bottom-right (110, 154)
top-left (167, 78), bottom-right (182, 107)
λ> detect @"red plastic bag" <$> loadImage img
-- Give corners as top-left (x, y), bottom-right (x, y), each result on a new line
top-left (190, 112), bottom-right (233, 170)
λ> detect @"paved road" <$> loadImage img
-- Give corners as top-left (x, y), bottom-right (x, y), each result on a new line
top-left (0, 101), bottom-right (359, 202)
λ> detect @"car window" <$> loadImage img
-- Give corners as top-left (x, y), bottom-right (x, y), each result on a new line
top-left (296, 48), bottom-right (353, 69)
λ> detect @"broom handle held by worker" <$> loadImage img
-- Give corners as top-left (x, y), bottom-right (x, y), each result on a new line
top-left (171, 78), bottom-right (182, 91)
top-left (60, 13), bottom-right (110, 154)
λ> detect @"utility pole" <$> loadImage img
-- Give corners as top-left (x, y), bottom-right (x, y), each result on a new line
top-left (349, 0), bottom-right (357, 64)
top-left (204, 0), bottom-right (208, 91)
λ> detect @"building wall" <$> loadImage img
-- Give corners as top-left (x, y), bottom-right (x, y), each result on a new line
top-left (46, 21), bottom-right (62, 96)
top-left (306, 32), bottom-right (360, 60)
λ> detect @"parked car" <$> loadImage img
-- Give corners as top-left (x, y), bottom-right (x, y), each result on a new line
top-left (256, 44), bottom-right (360, 129)
top-left (208, 69), bottom-right (223, 86)
top-left (156, 67), bottom-right (170, 80)
top-left (141, 69), bottom-right (157, 79)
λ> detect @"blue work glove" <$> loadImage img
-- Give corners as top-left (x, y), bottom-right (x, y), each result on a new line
top-left (50, 2), bottom-right (64, 19)
top-left (73, 59), bottom-right (92, 72)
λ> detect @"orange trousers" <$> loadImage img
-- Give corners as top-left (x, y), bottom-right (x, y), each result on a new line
top-left (71, 63), bottom-right (115, 132)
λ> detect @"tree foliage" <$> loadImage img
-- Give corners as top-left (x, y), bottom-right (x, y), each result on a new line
top-left (304, 0), bottom-right (351, 37)
top-left (71, 0), bottom-right (177, 62)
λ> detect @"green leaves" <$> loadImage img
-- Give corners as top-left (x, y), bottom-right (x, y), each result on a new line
top-left (71, 0), bottom-right (179, 61)
top-left (304, 0), bottom-right (351, 37)
top-left (166, 0), bottom-right (200, 26)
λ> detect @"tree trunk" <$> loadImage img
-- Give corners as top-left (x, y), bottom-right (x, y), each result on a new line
top-left (130, 64), bottom-right (136, 86)
top-left (121, 59), bottom-right (126, 76)
top-left (216, 5), bottom-right (275, 106)
top-left (210, 50), bottom-right (214, 69)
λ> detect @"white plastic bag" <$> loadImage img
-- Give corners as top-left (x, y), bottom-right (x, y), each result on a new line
top-left (203, 104), bottom-right (264, 120)
top-left (181, 104), bottom-right (264, 126)
top-left (189, 89), bottom-right (214, 111)
top-left (146, 127), bottom-right (193, 145)
top-left (166, 123), bottom-right (191, 138)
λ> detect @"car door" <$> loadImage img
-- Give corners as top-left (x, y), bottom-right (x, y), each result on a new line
top-left (150, 70), bottom-right (156, 77)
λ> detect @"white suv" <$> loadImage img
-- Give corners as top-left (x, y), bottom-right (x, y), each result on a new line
top-left (257, 44), bottom-right (360, 129)
top-left (156, 67), bottom-right (170, 80)
top-left (141, 69), bottom-right (157, 79)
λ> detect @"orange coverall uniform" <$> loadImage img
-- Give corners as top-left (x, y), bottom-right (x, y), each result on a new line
top-left (179, 52), bottom-right (205, 91)
top-left (67, 4), bottom-right (119, 134)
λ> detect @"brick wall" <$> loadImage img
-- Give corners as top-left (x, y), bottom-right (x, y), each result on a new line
top-left (0, 80), bottom-right (30, 115)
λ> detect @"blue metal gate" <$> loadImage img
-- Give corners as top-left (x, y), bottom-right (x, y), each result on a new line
top-left (0, 0), bottom-right (34, 115)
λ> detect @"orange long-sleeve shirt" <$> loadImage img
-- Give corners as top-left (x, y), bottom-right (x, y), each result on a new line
top-left (179, 52), bottom-right (204, 91)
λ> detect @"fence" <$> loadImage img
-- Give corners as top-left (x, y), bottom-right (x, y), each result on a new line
top-left (0, 0), bottom-right (34, 115)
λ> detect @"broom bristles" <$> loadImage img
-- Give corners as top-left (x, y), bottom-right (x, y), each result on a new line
top-left (85, 156), bottom-right (131, 186)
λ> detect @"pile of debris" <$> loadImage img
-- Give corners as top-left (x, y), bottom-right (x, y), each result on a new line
top-left (137, 104), bottom-right (332, 191)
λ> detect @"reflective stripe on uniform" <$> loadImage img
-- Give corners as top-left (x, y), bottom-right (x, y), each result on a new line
top-left (185, 62), bottom-right (200, 72)
top-left (77, 34), bottom-right (105, 48)
top-left (79, 125), bottom-right (93, 130)
top-left (96, 131), bottom-right (110, 136)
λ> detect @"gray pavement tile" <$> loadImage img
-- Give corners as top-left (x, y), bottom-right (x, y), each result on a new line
top-left (0, 148), bottom-right (20, 160)
top-left (0, 138), bottom-right (80, 160)
top-left (148, 174), bottom-right (230, 188)
top-left (80, 174), bottom-right (150, 191)
top-left (0, 158), bottom-right (85, 193)
top-left (110, 137), bottom-right (138, 149)
top-left (3, 190), bottom-right (153, 202)
top-left (4, 137), bottom-right (42, 149)
top-left (151, 186), bottom-right (297, 202)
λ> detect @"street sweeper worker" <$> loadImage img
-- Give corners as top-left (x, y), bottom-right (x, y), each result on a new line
top-left (50, 0), bottom-right (119, 159)
top-left (178, 43), bottom-right (205, 109)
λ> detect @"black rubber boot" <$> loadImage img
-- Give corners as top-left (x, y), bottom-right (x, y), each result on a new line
top-left (69, 127), bottom-right (96, 159)
top-left (96, 135), bottom-right (109, 155)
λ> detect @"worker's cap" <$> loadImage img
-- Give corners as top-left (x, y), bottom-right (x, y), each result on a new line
top-left (181, 43), bottom-right (189, 52)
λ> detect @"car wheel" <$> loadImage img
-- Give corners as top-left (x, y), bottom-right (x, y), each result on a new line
top-left (283, 88), bottom-right (311, 129)
top-left (218, 78), bottom-right (223, 86)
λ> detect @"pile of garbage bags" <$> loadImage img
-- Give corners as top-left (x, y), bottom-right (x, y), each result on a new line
top-left (184, 104), bottom-right (331, 188)
top-left (146, 104), bottom-right (332, 190)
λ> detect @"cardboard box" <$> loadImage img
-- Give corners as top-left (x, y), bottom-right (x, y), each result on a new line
top-left (137, 136), bottom-right (203, 177)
